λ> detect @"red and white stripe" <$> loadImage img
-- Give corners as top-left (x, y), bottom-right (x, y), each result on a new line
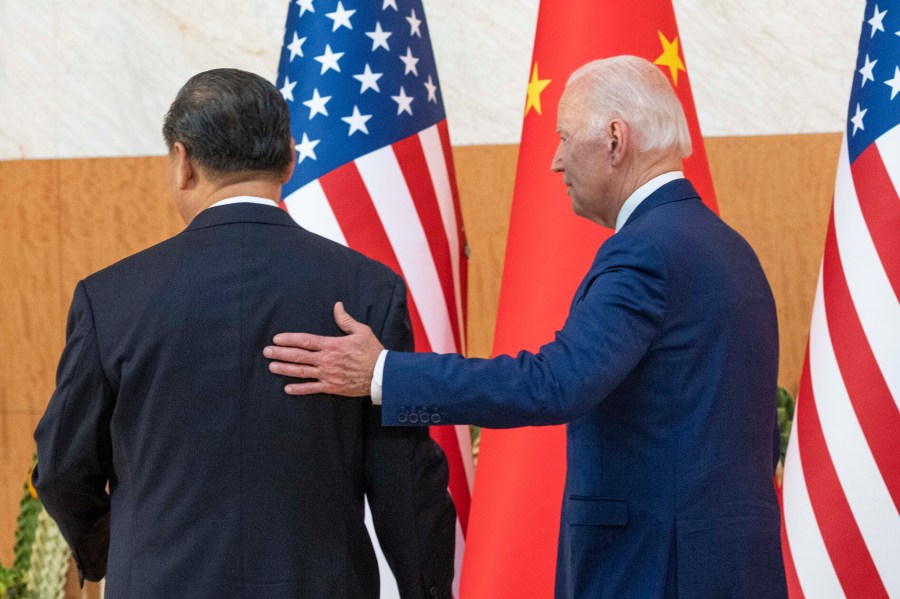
top-left (282, 120), bottom-right (473, 598)
top-left (782, 127), bottom-right (900, 598)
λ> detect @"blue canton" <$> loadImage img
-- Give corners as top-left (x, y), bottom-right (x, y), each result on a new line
top-left (276, 0), bottom-right (446, 197)
top-left (848, 1), bottom-right (900, 161)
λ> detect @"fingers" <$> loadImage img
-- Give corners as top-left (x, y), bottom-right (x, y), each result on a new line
top-left (284, 382), bottom-right (328, 395)
top-left (334, 301), bottom-right (368, 335)
top-left (265, 303), bottom-right (375, 399)
top-left (271, 332), bottom-right (328, 351)
top-left (263, 345), bottom-right (319, 365)
top-left (267, 360), bottom-right (319, 379)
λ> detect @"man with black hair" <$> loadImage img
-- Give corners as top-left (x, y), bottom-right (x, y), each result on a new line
top-left (33, 68), bottom-right (455, 599)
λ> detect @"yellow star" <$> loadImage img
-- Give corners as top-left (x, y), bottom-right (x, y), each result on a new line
top-left (653, 31), bottom-right (686, 86)
top-left (525, 62), bottom-right (551, 116)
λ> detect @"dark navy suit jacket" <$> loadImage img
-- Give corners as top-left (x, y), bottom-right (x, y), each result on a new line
top-left (34, 203), bottom-right (455, 598)
top-left (382, 180), bottom-right (788, 598)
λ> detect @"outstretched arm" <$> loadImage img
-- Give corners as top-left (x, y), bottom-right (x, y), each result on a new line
top-left (265, 235), bottom-right (667, 428)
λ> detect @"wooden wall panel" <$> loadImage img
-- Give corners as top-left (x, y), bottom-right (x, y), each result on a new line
top-left (452, 145), bottom-right (518, 359)
top-left (0, 160), bottom-right (63, 414)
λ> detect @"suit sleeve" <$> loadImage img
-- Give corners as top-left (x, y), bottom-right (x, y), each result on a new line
top-left (33, 281), bottom-right (113, 583)
top-left (382, 235), bottom-right (668, 428)
top-left (363, 277), bottom-right (456, 599)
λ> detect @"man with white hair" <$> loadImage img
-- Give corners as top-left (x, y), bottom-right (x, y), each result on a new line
top-left (264, 56), bottom-right (788, 598)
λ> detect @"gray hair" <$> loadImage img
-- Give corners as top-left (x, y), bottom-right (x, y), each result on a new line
top-left (567, 56), bottom-right (692, 158)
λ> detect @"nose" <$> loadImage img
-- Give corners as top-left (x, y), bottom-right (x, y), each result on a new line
top-left (550, 143), bottom-right (563, 172)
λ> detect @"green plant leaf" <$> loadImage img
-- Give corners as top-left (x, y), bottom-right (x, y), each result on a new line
top-left (776, 387), bottom-right (796, 464)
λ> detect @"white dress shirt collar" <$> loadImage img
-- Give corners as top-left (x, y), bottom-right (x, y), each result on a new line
top-left (208, 196), bottom-right (280, 209)
top-left (614, 171), bottom-right (684, 232)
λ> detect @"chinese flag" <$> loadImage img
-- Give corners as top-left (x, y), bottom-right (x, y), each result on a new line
top-left (459, 2), bottom-right (717, 597)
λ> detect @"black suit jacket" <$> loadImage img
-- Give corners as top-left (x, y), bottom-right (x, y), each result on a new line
top-left (33, 203), bottom-right (455, 598)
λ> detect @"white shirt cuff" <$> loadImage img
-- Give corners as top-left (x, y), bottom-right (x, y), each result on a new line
top-left (370, 349), bottom-right (389, 405)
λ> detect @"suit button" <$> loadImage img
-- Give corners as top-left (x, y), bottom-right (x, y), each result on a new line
top-left (398, 412), bottom-right (408, 423)
top-left (431, 414), bottom-right (441, 424)
top-left (409, 413), bottom-right (419, 424)
top-left (429, 587), bottom-right (439, 597)
top-left (418, 411), bottom-right (429, 422)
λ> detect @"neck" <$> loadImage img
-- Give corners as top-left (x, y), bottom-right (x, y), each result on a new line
top-left (627, 153), bottom-right (683, 196)
top-left (606, 154), bottom-right (682, 227)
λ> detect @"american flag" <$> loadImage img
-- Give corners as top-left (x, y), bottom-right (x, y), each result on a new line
top-left (781, 2), bottom-right (900, 597)
top-left (274, 1), bottom-right (472, 596)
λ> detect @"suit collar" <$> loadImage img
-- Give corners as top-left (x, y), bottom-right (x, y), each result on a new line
top-left (619, 178), bottom-right (701, 231)
top-left (185, 202), bottom-right (300, 232)
top-left (208, 195), bottom-right (280, 209)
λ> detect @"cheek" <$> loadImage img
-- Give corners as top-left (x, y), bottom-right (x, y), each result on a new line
top-left (570, 155), bottom-right (591, 181)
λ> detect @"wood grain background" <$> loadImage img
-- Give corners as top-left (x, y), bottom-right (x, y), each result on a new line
top-left (0, 133), bottom-right (839, 595)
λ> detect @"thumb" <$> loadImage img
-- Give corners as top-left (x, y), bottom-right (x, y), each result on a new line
top-left (334, 301), bottom-right (366, 335)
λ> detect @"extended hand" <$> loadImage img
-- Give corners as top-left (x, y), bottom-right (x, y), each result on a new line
top-left (264, 302), bottom-right (384, 396)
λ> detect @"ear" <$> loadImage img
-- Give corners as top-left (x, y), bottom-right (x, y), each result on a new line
top-left (607, 120), bottom-right (629, 166)
top-left (172, 141), bottom-right (197, 191)
top-left (281, 142), bottom-right (297, 184)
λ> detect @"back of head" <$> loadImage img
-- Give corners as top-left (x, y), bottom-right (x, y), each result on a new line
top-left (162, 68), bottom-right (293, 180)
top-left (568, 56), bottom-right (692, 159)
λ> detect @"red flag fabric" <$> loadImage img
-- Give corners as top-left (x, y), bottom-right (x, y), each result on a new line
top-left (780, 3), bottom-right (900, 596)
top-left (459, 2), bottom-right (717, 597)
